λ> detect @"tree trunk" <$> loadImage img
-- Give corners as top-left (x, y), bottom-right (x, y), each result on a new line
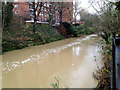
top-left (33, 2), bottom-right (36, 34)
top-left (75, 16), bottom-right (76, 24)
top-left (49, 15), bottom-right (52, 26)
top-left (60, 11), bottom-right (62, 25)
top-left (101, 32), bottom-right (110, 44)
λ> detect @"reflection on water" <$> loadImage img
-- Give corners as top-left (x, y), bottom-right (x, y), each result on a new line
top-left (73, 47), bottom-right (80, 56)
top-left (2, 34), bottom-right (103, 88)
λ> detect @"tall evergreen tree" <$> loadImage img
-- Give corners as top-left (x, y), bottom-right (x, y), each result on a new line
top-left (2, 2), bottom-right (13, 28)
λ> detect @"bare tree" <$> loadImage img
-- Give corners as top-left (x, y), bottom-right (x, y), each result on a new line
top-left (31, 1), bottom-right (45, 24)
top-left (89, 0), bottom-right (120, 43)
top-left (55, 2), bottom-right (71, 25)
top-left (63, 3), bottom-right (73, 24)
top-left (73, 0), bottom-right (81, 24)
top-left (46, 2), bottom-right (56, 26)
top-left (78, 9), bottom-right (86, 22)
top-left (30, 1), bottom-right (45, 33)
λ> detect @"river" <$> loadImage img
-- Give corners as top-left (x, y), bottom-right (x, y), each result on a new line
top-left (2, 34), bottom-right (103, 88)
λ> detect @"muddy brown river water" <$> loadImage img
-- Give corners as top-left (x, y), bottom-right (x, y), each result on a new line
top-left (1, 34), bottom-right (103, 88)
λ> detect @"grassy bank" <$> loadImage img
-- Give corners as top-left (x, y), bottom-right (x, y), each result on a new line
top-left (2, 20), bottom-right (96, 53)
top-left (2, 24), bottom-right (64, 53)
top-left (2, 21), bottom-right (95, 53)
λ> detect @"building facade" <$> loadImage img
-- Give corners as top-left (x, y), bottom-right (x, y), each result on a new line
top-left (13, 1), bottom-right (73, 24)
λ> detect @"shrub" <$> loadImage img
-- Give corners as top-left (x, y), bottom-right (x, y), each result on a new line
top-left (71, 24), bottom-right (95, 36)
top-left (71, 25), bottom-right (85, 37)
top-left (86, 26), bottom-right (95, 34)
top-left (62, 22), bottom-right (73, 35)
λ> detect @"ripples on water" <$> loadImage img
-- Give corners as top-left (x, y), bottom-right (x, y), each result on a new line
top-left (2, 34), bottom-right (98, 73)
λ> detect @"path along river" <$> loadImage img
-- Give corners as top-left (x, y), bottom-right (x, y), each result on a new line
top-left (1, 34), bottom-right (104, 88)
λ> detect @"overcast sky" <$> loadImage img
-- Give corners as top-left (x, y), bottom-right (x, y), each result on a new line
top-left (79, 0), bottom-right (96, 14)
top-left (78, 0), bottom-right (119, 14)
top-left (75, 0), bottom-right (119, 20)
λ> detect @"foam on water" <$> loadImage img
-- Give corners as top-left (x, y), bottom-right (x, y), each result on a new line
top-left (2, 34), bottom-right (98, 73)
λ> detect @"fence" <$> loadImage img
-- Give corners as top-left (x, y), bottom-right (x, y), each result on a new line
top-left (111, 33), bottom-right (120, 90)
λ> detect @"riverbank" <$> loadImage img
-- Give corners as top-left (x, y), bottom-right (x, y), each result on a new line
top-left (93, 37), bottom-right (112, 89)
top-left (2, 23), bottom-right (94, 53)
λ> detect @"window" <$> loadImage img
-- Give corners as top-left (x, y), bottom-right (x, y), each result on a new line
top-left (15, 11), bottom-right (19, 14)
top-left (47, 4), bottom-right (49, 7)
top-left (41, 7), bottom-right (43, 11)
top-left (47, 14), bottom-right (49, 17)
top-left (31, 17), bottom-right (34, 21)
top-left (30, 11), bottom-right (34, 16)
top-left (55, 12), bottom-right (57, 14)
top-left (42, 16), bottom-right (44, 21)
top-left (30, 5), bottom-right (32, 9)
top-left (41, 11), bottom-right (43, 14)
top-left (39, 13), bottom-right (41, 16)
top-left (45, 13), bottom-right (47, 17)
top-left (35, 5), bottom-right (37, 8)
top-left (36, 11), bottom-right (38, 15)
top-left (53, 14), bottom-right (55, 17)
top-left (39, 6), bottom-right (42, 9)
top-left (45, 18), bottom-right (47, 21)
top-left (44, 8), bottom-right (47, 11)
top-left (14, 5), bottom-right (18, 8)
top-left (44, 3), bottom-right (47, 6)
top-left (39, 18), bottom-right (41, 21)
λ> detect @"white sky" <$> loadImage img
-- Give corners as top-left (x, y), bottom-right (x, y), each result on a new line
top-left (75, 0), bottom-right (96, 20)
top-left (79, 0), bottom-right (96, 14)
top-left (75, 0), bottom-right (120, 20)
top-left (78, 0), bottom-right (120, 14)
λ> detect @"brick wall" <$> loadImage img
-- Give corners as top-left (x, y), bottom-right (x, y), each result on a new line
top-left (13, 2), bottom-right (30, 20)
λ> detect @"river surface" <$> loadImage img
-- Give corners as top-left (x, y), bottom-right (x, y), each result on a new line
top-left (2, 34), bottom-right (103, 88)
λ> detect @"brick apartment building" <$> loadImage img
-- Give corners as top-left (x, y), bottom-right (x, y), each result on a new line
top-left (13, 1), bottom-right (73, 24)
